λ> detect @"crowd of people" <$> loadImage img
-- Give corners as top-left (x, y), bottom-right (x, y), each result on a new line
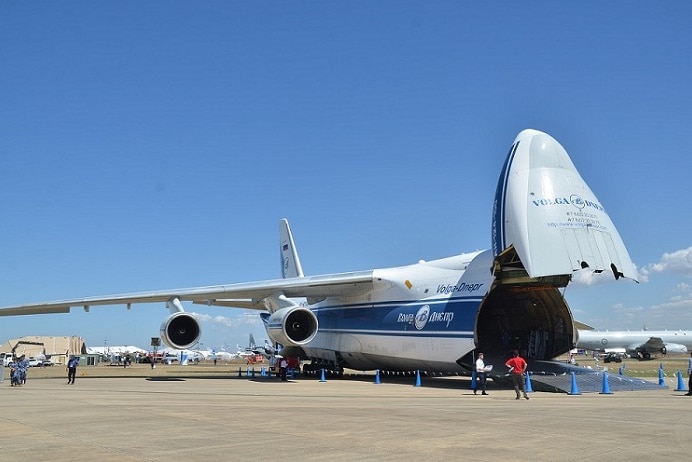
top-left (1, 354), bottom-right (81, 387)
top-left (7, 354), bottom-right (30, 386)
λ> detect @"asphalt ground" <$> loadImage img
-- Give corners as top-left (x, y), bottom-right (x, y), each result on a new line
top-left (0, 368), bottom-right (690, 461)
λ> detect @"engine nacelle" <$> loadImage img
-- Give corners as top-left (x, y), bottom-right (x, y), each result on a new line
top-left (266, 306), bottom-right (318, 346)
top-left (160, 312), bottom-right (202, 350)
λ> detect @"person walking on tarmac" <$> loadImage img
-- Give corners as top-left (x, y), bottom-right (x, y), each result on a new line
top-left (66, 356), bottom-right (79, 384)
top-left (505, 350), bottom-right (529, 400)
top-left (475, 352), bottom-right (489, 395)
top-left (279, 357), bottom-right (288, 381)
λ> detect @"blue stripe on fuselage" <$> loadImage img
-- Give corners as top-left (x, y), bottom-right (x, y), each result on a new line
top-left (312, 296), bottom-right (480, 338)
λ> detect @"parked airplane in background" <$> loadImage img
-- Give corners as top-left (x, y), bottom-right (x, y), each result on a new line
top-left (211, 350), bottom-right (238, 361)
top-left (0, 129), bottom-right (638, 376)
top-left (577, 329), bottom-right (692, 359)
top-left (239, 333), bottom-right (275, 358)
top-left (235, 334), bottom-right (275, 363)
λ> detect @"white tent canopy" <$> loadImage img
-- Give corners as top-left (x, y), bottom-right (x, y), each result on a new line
top-left (87, 345), bottom-right (148, 356)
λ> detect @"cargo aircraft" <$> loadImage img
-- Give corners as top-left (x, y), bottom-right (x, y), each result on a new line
top-left (577, 329), bottom-right (692, 359)
top-left (0, 129), bottom-right (638, 376)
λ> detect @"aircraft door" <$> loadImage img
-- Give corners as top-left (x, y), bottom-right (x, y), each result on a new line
top-left (474, 284), bottom-right (574, 361)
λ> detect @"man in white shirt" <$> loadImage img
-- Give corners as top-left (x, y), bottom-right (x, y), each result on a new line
top-left (280, 357), bottom-right (288, 381)
top-left (475, 352), bottom-right (488, 395)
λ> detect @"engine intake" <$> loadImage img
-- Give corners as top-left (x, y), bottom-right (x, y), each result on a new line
top-left (266, 306), bottom-right (318, 346)
top-left (160, 312), bottom-right (201, 350)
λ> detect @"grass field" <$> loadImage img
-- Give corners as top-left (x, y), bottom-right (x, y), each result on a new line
top-left (555, 353), bottom-right (690, 378)
top-left (6, 354), bottom-right (690, 382)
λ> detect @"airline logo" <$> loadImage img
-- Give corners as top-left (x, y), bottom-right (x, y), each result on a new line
top-left (530, 194), bottom-right (604, 212)
top-left (396, 305), bottom-right (454, 330)
top-left (414, 305), bottom-right (430, 330)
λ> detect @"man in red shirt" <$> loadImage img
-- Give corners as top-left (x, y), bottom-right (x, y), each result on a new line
top-left (505, 350), bottom-right (529, 400)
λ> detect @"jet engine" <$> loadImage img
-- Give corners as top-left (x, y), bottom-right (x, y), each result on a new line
top-left (160, 312), bottom-right (201, 350)
top-left (265, 306), bottom-right (318, 347)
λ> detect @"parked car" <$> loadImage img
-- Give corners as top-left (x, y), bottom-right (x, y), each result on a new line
top-left (603, 352), bottom-right (623, 363)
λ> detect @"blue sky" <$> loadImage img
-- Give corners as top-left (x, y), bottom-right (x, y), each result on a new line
top-left (1, 3), bottom-right (691, 352)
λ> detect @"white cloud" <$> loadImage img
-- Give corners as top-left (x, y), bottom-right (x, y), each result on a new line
top-left (185, 311), bottom-right (266, 350)
top-left (676, 282), bottom-right (691, 292)
top-left (192, 311), bottom-right (263, 329)
top-left (637, 266), bottom-right (650, 283)
top-left (644, 247), bottom-right (692, 277)
top-left (651, 291), bottom-right (692, 312)
top-left (609, 292), bottom-right (692, 329)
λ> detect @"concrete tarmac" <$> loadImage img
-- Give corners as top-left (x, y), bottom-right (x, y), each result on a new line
top-left (0, 373), bottom-right (689, 461)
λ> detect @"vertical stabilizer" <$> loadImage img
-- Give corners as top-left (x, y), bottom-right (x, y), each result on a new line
top-left (279, 218), bottom-right (304, 278)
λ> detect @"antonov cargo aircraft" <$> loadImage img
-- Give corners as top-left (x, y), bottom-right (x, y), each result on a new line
top-left (577, 329), bottom-right (692, 359)
top-left (0, 129), bottom-right (638, 375)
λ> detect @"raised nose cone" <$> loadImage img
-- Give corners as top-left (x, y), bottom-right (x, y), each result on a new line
top-left (492, 129), bottom-right (637, 282)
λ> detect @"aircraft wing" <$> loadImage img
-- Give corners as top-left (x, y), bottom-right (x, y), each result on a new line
top-left (574, 320), bottom-right (595, 331)
top-left (0, 270), bottom-right (375, 316)
top-left (638, 337), bottom-right (666, 352)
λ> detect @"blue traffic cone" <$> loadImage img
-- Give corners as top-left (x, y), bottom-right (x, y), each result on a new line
top-left (414, 370), bottom-right (422, 387)
top-left (525, 372), bottom-right (534, 393)
top-left (319, 368), bottom-right (326, 383)
top-left (618, 366), bottom-right (623, 375)
top-left (599, 371), bottom-right (613, 394)
top-left (675, 370), bottom-right (687, 392)
top-left (470, 369), bottom-right (477, 391)
top-left (658, 367), bottom-right (665, 386)
top-left (568, 372), bottom-right (581, 395)
top-left (374, 369), bottom-right (381, 384)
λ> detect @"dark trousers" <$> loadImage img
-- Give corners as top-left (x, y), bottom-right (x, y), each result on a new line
top-left (511, 373), bottom-right (527, 397)
top-left (476, 372), bottom-right (487, 392)
top-left (67, 367), bottom-right (76, 384)
top-left (280, 367), bottom-right (287, 381)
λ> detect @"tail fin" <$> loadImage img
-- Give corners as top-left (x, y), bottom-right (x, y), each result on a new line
top-left (279, 218), bottom-right (304, 278)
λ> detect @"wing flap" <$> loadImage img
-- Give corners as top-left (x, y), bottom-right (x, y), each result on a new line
top-left (0, 306), bottom-right (72, 316)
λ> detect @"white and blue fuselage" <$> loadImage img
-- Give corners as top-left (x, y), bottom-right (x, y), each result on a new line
top-left (304, 251), bottom-right (489, 371)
